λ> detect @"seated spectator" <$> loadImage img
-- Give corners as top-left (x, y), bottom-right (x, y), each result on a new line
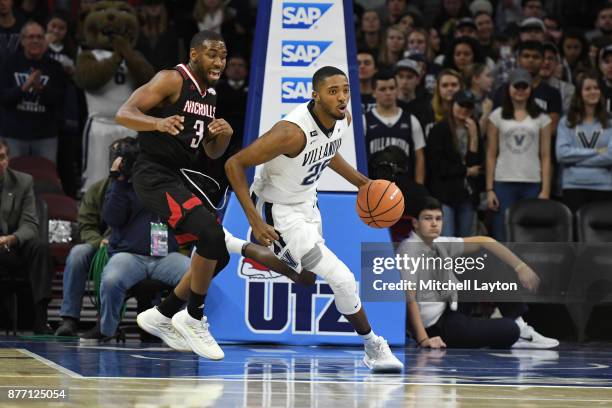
top-left (556, 72), bottom-right (612, 213)
top-left (540, 42), bottom-right (575, 116)
top-left (0, 21), bottom-right (67, 162)
top-left (0, 139), bottom-right (53, 334)
top-left (465, 63), bottom-right (493, 132)
top-left (55, 175), bottom-right (110, 337)
top-left (432, 69), bottom-right (463, 122)
top-left (136, 0), bottom-right (180, 71)
top-left (426, 91), bottom-right (482, 237)
top-left (399, 196), bottom-right (559, 349)
top-left (0, 0), bottom-right (26, 61)
top-left (486, 69), bottom-right (552, 241)
top-left (397, 11), bottom-right (421, 35)
top-left (518, 17), bottom-right (546, 43)
top-left (80, 139), bottom-right (191, 342)
top-left (432, 0), bottom-right (471, 38)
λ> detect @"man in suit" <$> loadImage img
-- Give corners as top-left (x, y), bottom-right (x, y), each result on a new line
top-left (0, 139), bottom-right (53, 333)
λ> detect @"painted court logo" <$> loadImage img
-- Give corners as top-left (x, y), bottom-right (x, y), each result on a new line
top-left (281, 77), bottom-right (312, 103)
top-left (281, 41), bottom-right (332, 67)
top-left (282, 3), bottom-right (333, 29)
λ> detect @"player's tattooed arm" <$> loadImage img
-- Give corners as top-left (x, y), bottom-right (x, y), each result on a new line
top-left (225, 121), bottom-right (305, 245)
top-left (115, 70), bottom-right (184, 134)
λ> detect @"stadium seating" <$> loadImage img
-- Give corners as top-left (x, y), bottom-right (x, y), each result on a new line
top-left (568, 202), bottom-right (612, 341)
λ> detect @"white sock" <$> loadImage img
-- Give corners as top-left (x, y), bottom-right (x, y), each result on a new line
top-left (226, 234), bottom-right (247, 254)
top-left (359, 330), bottom-right (377, 345)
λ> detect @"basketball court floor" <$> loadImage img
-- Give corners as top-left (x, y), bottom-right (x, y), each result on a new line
top-left (1, 337), bottom-right (611, 407)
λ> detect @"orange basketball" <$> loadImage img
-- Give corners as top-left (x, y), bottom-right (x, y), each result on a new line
top-left (356, 180), bottom-right (405, 228)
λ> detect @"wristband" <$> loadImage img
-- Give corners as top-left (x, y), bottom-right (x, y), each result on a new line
top-left (486, 189), bottom-right (494, 192)
top-left (417, 337), bottom-right (429, 346)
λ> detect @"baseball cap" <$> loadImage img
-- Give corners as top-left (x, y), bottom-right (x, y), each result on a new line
top-left (542, 41), bottom-right (559, 56)
top-left (599, 44), bottom-right (612, 60)
top-left (469, 0), bottom-right (493, 16)
top-left (395, 58), bottom-right (422, 76)
top-left (508, 68), bottom-right (532, 87)
top-left (519, 17), bottom-right (545, 31)
top-left (456, 17), bottom-right (477, 31)
top-left (453, 90), bottom-right (476, 108)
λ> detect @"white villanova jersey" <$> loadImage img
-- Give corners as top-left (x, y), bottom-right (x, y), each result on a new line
top-left (252, 101), bottom-right (349, 204)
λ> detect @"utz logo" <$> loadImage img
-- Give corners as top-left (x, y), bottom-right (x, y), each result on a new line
top-left (281, 41), bottom-right (332, 67)
top-left (282, 3), bottom-right (332, 29)
top-left (238, 256), bottom-right (354, 335)
top-left (281, 77), bottom-right (312, 103)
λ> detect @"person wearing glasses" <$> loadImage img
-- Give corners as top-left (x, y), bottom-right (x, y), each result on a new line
top-left (0, 21), bottom-right (67, 162)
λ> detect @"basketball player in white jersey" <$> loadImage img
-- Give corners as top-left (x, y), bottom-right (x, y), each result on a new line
top-left (225, 66), bottom-right (404, 372)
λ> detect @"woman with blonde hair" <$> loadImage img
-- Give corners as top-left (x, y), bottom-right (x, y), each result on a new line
top-left (378, 25), bottom-right (407, 70)
top-left (432, 69), bottom-right (463, 122)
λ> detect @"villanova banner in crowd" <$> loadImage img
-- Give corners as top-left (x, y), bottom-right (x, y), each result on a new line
top-left (207, 0), bottom-right (405, 346)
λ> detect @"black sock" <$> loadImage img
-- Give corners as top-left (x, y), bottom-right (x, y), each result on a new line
top-left (187, 290), bottom-right (206, 320)
top-left (157, 291), bottom-right (186, 318)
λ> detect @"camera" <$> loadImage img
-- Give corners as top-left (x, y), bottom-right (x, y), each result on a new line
top-left (109, 137), bottom-right (139, 179)
top-left (368, 146), bottom-right (410, 183)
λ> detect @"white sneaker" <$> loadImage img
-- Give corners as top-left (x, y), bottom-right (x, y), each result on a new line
top-left (136, 307), bottom-right (191, 352)
top-left (172, 309), bottom-right (224, 360)
top-left (363, 336), bottom-right (404, 373)
top-left (512, 324), bottom-right (559, 349)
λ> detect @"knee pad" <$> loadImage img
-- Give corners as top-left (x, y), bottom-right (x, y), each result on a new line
top-left (303, 245), bottom-right (361, 315)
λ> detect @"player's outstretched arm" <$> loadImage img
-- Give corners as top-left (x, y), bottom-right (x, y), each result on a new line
top-left (225, 120), bottom-right (305, 246)
top-left (115, 70), bottom-right (184, 134)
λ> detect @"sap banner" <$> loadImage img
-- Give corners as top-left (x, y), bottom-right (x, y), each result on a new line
top-left (207, 0), bottom-right (405, 346)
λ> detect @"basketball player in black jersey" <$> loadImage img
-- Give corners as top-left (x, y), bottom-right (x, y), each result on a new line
top-left (115, 30), bottom-right (313, 360)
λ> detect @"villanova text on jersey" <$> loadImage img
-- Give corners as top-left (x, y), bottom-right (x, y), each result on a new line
top-left (302, 138), bottom-right (342, 166)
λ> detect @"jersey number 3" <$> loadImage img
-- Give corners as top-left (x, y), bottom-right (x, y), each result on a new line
top-left (191, 120), bottom-right (205, 148)
top-left (301, 158), bottom-right (331, 185)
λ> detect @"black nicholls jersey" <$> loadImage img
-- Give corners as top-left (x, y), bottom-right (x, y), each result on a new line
top-left (138, 63), bottom-right (217, 169)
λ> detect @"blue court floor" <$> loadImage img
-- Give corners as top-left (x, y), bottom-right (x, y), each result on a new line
top-left (1, 337), bottom-right (611, 407)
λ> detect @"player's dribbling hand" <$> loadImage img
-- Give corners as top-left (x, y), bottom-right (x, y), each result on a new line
top-left (252, 220), bottom-right (279, 247)
top-left (156, 115), bottom-right (184, 135)
top-left (206, 118), bottom-right (233, 141)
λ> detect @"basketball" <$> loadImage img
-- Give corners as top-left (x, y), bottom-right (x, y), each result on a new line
top-left (356, 180), bottom-right (405, 228)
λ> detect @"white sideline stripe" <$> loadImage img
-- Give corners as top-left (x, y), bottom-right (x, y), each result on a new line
top-left (18, 348), bottom-right (83, 378)
top-left (72, 376), bottom-right (612, 390)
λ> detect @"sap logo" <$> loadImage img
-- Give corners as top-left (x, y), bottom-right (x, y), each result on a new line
top-left (281, 77), bottom-right (312, 103)
top-left (282, 3), bottom-right (332, 29)
top-left (281, 41), bottom-right (332, 67)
